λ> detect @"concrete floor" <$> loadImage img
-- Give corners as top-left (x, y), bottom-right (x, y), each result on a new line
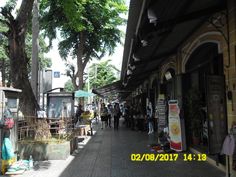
top-left (19, 120), bottom-right (225, 177)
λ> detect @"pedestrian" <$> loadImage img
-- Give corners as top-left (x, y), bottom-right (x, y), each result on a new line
top-left (100, 103), bottom-right (108, 129)
top-left (130, 105), bottom-right (135, 130)
top-left (92, 101), bottom-right (98, 123)
top-left (123, 104), bottom-right (129, 127)
top-left (75, 104), bottom-right (84, 123)
top-left (147, 101), bottom-right (154, 134)
top-left (113, 103), bottom-right (121, 130)
top-left (107, 103), bottom-right (113, 128)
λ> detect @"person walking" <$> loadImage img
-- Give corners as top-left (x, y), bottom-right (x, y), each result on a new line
top-left (113, 103), bottom-right (121, 130)
top-left (100, 103), bottom-right (108, 129)
top-left (147, 101), bottom-right (154, 134)
top-left (107, 103), bottom-right (113, 128)
top-left (91, 101), bottom-right (98, 123)
top-left (75, 104), bottom-right (84, 123)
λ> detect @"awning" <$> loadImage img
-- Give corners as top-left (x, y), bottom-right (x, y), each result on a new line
top-left (121, 0), bottom-right (226, 89)
top-left (74, 90), bottom-right (95, 98)
top-left (92, 81), bottom-right (131, 99)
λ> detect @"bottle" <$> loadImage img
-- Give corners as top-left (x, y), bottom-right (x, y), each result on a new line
top-left (29, 155), bottom-right (34, 169)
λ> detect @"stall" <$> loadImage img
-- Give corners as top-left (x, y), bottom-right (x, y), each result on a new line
top-left (0, 87), bottom-right (22, 174)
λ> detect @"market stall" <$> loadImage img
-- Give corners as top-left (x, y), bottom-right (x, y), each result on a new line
top-left (0, 87), bottom-right (22, 174)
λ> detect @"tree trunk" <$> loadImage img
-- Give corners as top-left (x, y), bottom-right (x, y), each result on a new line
top-left (7, 0), bottom-right (39, 119)
top-left (75, 32), bottom-right (85, 90)
top-left (9, 25), bottom-right (39, 117)
top-left (31, 0), bottom-right (39, 101)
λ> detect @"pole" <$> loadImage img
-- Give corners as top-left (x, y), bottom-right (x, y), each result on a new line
top-left (31, 0), bottom-right (39, 102)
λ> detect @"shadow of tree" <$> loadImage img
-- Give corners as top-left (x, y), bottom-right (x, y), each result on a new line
top-left (33, 161), bottom-right (52, 171)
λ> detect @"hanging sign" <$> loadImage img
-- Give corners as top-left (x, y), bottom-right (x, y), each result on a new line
top-left (168, 100), bottom-right (182, 151)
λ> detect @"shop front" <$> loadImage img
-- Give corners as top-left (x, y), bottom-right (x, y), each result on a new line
top-left (182, 42), bottom-right (227, 163)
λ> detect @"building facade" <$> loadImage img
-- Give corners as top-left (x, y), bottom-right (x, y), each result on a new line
top-left (120, 0), bottom-right (236, 176)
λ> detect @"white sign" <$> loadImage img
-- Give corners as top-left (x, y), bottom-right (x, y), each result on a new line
top-left (168, 100), bottom-right (182, 152)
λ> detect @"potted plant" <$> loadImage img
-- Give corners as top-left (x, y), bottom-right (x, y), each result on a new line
top-left (185, 87), bottom-right (203, 145)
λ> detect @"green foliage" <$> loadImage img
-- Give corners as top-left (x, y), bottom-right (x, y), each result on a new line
top-left (3, 0), bottom-right (17, 12)
top-left (0, 14), bottom-right (52, 80)
top-left (88, 59), bottom-right (118, 89)
top-left (185, 87), bottom-right (204, 137)
top-left (64, 79), bottom-right (75, 92)
top-left (40, 0), bottom-right (127, 66)
top-left (0, 20), bottom-right (10, 85)
top-left (25, 33), bottom-right (52, 70)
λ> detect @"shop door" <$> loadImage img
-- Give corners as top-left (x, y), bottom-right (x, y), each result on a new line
top-left (206, 75), bottom-right (227, 154)
top-left (181, 73), bottom-right (191, 146)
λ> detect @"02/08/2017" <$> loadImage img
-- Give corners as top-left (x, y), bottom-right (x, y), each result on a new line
top-left (130, 153), bottom-right (179, 162)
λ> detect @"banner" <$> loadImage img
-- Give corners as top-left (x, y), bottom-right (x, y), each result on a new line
top-left (168, 100), bottom-right (182, 151)
top-left (157, 94), bottom-right (166, 133)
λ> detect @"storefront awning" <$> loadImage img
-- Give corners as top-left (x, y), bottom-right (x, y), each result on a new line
top-left (121, 0), bottom-right (226, 89)
top-left (92, 81), bottom-right (131, 99)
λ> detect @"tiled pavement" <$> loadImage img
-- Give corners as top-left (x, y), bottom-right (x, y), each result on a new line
top-left (18, 120), bottom-right (225, 177)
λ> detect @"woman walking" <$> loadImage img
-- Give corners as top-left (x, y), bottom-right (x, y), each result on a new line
top-left (147, 101), bottom-right (154, 134)
top-left (113, 103), bottom-right (121, 130)
top-left (100, 103), bottom-right (108, 129)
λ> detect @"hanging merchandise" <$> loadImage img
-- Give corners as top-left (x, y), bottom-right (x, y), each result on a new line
top-left (168, 100), bottom-right (183, 152)
top-left (1, 136), bottom-right (16, 174)
top-left (157, 94), bottom-right (167, 133)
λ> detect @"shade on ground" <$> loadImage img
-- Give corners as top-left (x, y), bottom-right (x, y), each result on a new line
top-left (59, 121), bottom-right (225, 177)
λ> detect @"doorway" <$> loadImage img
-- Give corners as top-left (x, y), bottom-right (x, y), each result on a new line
top-left (184, 43), bottom-right (227, 157)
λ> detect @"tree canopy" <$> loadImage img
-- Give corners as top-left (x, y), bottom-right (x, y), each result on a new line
top-left (88, 59), bottom-right (119, 89)
top-left (64, 79), bottom-right (74, 92)
top-left (0, 18), bottom-right (52, 86)
top-left (40, 0), bottom-right (127, 89)
top-left (0, 0), bottom-right (52, 116)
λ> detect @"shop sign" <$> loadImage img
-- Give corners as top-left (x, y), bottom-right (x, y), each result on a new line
top-left (168, 100), bottom-right (182, 151)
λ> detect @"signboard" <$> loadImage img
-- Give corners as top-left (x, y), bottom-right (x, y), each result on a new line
top-left (157, 94), bottom-right (166, 132)
top-left (206, 75), bottom-right (227, 154)
top-left (168, 100), bottom-right (182, 151)
top-left (47, 92), bottom-right (74, 119)
top-left (54, 71), bottom-right (60, 78)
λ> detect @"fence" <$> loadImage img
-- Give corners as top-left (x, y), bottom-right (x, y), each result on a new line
top-left (18, 116), bottom-right (75, 141)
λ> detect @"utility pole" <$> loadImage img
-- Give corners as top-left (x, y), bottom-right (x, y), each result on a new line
top-left (31, 0), bottom-right (39, 102)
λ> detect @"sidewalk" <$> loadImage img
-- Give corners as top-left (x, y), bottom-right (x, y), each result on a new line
top-left (13, 119), bottom-right (225, 177)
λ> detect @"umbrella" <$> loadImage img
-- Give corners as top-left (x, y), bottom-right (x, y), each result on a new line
top-left (75, 90), bottom-right (95, 97)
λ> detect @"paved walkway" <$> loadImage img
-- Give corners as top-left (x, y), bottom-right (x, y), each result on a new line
top-left (18, 120), bottom-right (225, 177)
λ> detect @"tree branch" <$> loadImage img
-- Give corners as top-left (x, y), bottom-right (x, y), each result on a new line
top-left (16, 0), bottom-right (34, 23)
top-left (82, 56), bottom-right (90, 70)
top-left (16, 0), bottom-right (34, 36)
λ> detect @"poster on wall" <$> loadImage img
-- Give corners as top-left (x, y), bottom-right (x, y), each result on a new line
top-left (168, 100), bottom-right (183, 151)
top-left (157, 94), bottom-right (166, 133)
top-left (47, 97), bottom-right (72, 118)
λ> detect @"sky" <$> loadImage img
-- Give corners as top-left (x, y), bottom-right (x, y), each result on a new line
top-left (0, 0), bottom-right (129, 89)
